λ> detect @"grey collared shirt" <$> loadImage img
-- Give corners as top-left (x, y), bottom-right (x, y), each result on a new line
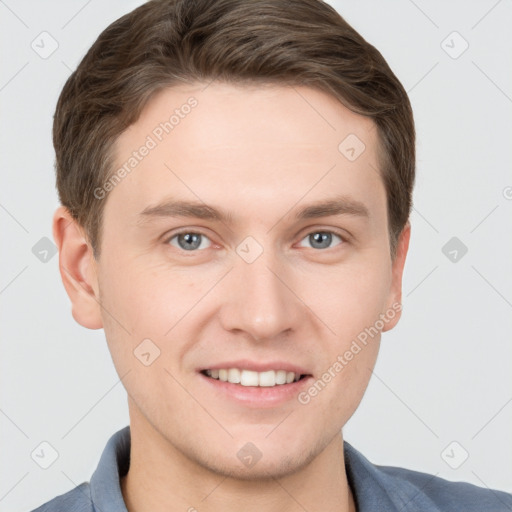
top-left (30, 426), bottom-right (512, 512)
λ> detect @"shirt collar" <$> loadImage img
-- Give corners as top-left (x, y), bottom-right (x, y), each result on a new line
top-left (89, 425), bottom-right (425, 512)
top-left (90, 426), bottom-right (130, 512)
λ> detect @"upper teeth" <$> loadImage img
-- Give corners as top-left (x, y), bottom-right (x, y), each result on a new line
top-left (205, 369), bottom-right (301, 387)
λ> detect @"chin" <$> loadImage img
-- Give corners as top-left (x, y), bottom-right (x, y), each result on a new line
top-left (184, 432), bottom-right (325, 482)
top-left (200, 449), bottom-right (317, 481)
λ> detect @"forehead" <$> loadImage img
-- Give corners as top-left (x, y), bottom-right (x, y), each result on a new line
top-left (105, 82), bottom-right (384, 227)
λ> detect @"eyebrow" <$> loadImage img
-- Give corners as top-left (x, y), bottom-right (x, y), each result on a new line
top-left (137, 195), bottom-right (370, 225)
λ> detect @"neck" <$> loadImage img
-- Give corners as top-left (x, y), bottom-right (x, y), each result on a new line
top-left (121, 411), bottom-right (356, 512)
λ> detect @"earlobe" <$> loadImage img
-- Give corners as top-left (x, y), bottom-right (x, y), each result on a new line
top-left (382, 221), bottom-right (411, 332)
top-left (52, 206), bottom-right (103, 330)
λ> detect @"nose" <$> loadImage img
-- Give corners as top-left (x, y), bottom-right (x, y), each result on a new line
top-left (218, 250), bottom-right (302, 342)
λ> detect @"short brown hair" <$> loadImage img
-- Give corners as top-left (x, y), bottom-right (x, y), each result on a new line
top-left (54, 0), bottom-right (415, 260)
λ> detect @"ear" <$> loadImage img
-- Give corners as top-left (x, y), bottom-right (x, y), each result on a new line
top-left (52, 206), bottom-right (103, 329)
top-left (382, 221), bottom-right (411, 332)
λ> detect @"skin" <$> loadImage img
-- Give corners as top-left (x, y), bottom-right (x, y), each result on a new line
top-left (53, 82), bottom-right (410, 512)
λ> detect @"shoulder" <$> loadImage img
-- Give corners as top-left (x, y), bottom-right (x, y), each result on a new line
top-left (344, 442), bottom-right (512, 511)
top-left (379, 463), bottom-right (512, 511)
top-left (28, 482), bottom-right (93, 512)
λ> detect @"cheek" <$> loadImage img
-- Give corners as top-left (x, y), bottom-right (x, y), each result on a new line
top-left (95, 256), bottom-right (170, 365)
top-left (294, 256), bottom-right (389, 414)
top-left (330, 344), bottom-right (379, 424)
top-left (99, 251), bottom-right (199, 333)
top-left (302, 256), bottom-right (392, 339)
top-left (300, 332), bottom-right (381, 427)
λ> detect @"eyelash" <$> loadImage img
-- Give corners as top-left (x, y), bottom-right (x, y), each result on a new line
top-left (164, 228), bottom-right (348, 252)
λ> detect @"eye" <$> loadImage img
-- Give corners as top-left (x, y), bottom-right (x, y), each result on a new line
top-left (298, 231), bottom-right (344, 250)
top-left (167, 232), bottom-right (212, 251)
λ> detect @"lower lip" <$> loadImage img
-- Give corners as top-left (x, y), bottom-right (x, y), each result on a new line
top-left (198, 372), bottom-right (313, 408)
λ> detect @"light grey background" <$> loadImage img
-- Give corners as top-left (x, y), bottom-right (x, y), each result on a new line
top-left (1, 1), bottom-right (511, 510)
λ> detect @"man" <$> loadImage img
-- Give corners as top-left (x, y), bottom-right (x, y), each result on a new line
top-left (33, 0), bottom-right (512, 511)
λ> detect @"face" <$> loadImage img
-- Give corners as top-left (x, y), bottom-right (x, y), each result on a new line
top-left (74, 83), bottom-right (409, 478)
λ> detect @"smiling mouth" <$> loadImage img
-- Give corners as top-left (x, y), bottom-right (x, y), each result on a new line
top-left (201, 368), bottom-right (310, 387)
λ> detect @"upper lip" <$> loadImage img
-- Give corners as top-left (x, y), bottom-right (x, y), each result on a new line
top-left (199, 359), bottom-right (311, 375)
